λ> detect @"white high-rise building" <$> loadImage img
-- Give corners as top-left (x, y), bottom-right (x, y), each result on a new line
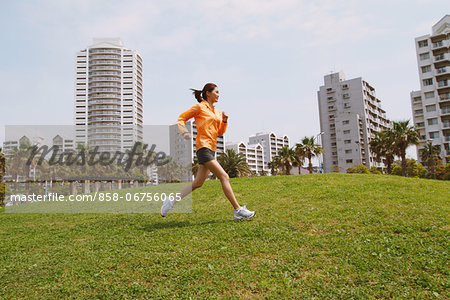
top-left (74, 38), bottom-right (144, 153)
top-left (410, 15), bottom-right (450, 164)
top-left (225, 141), bottom-right (265, 175)
top-left (317, 71), bottom-right (391, 173)
top-left (169, 120), bottom-right (225, 181)
top-left (248, 132), bottom-right (289, 171)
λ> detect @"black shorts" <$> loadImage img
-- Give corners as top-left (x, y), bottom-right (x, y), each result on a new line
top-left (196, 147), bottom-right (216, 164)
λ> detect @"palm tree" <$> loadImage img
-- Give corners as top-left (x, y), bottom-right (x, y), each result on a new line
top-left (276, 146), bottom-right (298, 175)
top-left (217, 149), bottom-right (251, 178)
top-left (420, 142), bottom-right (441, 179)
top-left (268, 157), bottom-right (281, 176)
top-left (391, 120), bottom-right (420, 177)
top-left (369, 130), bottom-right (395, 174)
top-left (295, 137), bottom-right (323, 174)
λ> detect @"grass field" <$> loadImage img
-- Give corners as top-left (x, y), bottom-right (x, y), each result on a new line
top-left (0, 173), bottom-right (449, 299)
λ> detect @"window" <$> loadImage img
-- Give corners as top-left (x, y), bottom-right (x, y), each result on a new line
top-left (343, 120), bottom-right (349, 125)
top-left (423, 78), bottom-right (433, 86)
top-left (344, 103), bottom-right (351, 108)
top-left (419, 53), bottom-right (430, 60)
top-left (414, 109), bottom-right (423, 115)
top-left (416, 122), bottom-right (425, 127)
top-left (426, 105), bottom-right (436, 112)
top-left (332, 152), bottom-right (337, 155)
top-left (331, 133), bottom-right (336, 137)
top-left (346, 159), bottom-right (353, 164)
top-left (344, 140), bottom-right (351, 144)
top-left (429, 132), bottom-right (440, 139)
top-left (342, 84), bottom-right (349, 89)
top-left (329, 115), bottom-right (335, 119)
top-left (330, 124), bottom-right (335, 128)
top-left (418, 40), bottom-right (428, 48)
top-left (437, 67), bottom-right (447, 74)
top-left (331, 142), bottom-right (336, 147)
top-left (344, 130), bottom-right (350, 134)
top-left (333, 161), bottom-right (337, 165)
top-left (438, 79), bottom-right (448, 87)
top-left (421, 65), bottom-right (431, 73)
top-left (345, 149), bottom-right (352, 154)
top-left (424, 92), bottom-right (434, 99)
top-left (413, 96), bottom-right (422, 102)
top-left (343, 93), bottom-right (350, 99)
top-left (427, 118), bottom-right (438, 125)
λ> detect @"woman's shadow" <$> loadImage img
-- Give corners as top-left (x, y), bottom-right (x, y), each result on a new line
top-left (140, 218), bottom-right (236, 232)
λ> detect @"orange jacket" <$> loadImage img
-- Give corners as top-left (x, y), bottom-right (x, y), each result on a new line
top-left (177, 100), bottom-right (227, 152)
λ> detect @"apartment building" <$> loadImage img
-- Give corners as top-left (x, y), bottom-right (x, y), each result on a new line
top-left (74, 38), bottom-right (144, 153)
top-left (248, 132), bottom-right (289, 171)
top-left (317, 71), bottom-right (391, 173)
top-left (2, 135), bottom-right (43, 158)
top-left (410, 15), bottom-right (450, 164)
top-left (52, 135), bottom-right (75, 154)
top-left (225, 141), bottom-right (265, 175)
top-left (169, 120), bottom-right (225, 181)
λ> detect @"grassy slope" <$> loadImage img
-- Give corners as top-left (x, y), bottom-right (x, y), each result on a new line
top-left (0, 173), bottom-right (448, 299)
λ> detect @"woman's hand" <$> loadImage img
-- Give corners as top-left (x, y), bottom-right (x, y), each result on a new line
top-left (222, 111), bottom-right (228, 123)
top-left (183, 132), bottom-right (192, 140)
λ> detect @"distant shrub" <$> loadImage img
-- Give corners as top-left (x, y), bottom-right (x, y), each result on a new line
top-left (369, 166), bottom-right (382, 174)
top-left (417, 163), bottom-right (427, 178)
top-left (406, 159), bottom-right (419, 178)
top-left (391, 165), bottom-right (402, 176)
top-left (347, 164), bottom-right (369, 174)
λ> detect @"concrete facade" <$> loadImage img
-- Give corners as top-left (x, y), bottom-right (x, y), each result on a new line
top-left (318, 71), bottom-right (391, 173)
top-left (410, 15), bottom-right (450, 164)
top-left (248, 132), bottom-right (289, 172)
top-left (225, 141), bottom-right (265, 175)
top-left (74, 38), bottom-right (144, 153)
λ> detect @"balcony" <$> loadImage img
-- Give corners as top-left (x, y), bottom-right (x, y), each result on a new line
top-left (442, 107), bottom-right (450, 116)
top-left (89, 105), bottom-right (120, 111)
top-left (89, 111), bottom-right (121, 117)
top-left (89, 49), bottom-right (121, 54)
top-left (432, 39), bottom-right (448, 50)
top-left (434, 53), bottom-right (448, 63)
top-left (436, 67), bottom-right (448, 76)
top-left (89, 55), bottom-right (121, 60)
top-left (89, 82), bottom-right (121, 87)
top-left (443, 122), bottom-right (450, 129)
top-left (89, 60), bottom-right (121, 66)
top-left (437, 80), bottom-right (449, 89)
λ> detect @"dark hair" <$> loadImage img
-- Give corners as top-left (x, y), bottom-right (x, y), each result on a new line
top-left (190, 83), bottom-right (217, 103)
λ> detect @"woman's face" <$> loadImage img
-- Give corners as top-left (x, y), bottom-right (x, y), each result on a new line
top-left (207, 87), bottom-right (219, 103)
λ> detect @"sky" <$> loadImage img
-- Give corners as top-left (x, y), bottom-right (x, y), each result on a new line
top-left (1, 0), bottom-right (449, 160)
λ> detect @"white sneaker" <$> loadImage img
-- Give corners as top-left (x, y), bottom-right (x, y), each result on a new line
top-left (234, 205), bottom-right (256, 220)
top-left (160, 199), bottom-right (175, 217)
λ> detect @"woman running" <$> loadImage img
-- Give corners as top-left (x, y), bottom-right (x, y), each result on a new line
top-left (161, 83), bottom-right (256, 220)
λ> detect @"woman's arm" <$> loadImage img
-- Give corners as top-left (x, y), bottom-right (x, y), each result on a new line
top-left (177, 103), bottom-right (201, 135)
top-left (218, 111), bottom-right (228, 136)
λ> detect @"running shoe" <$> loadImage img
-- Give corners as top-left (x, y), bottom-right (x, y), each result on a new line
top-left (234, 205), bottom-right (256, 220)
top-left (160, 199), bottom-right (175, 217)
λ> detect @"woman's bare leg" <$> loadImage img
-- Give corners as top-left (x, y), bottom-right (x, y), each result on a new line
top-left (204, 160), bottom-right (240, 210)
top-left (179, 164), bottom-right (210, 199)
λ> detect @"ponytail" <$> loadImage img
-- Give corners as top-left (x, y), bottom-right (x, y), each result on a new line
top-left (190, 83), bottom-right (217, 103)
top-left (190, 89), bottom-right (203, 103)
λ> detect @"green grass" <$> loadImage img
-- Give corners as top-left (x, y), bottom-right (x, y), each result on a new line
top-left (0, 173), bottom-right (449, 299)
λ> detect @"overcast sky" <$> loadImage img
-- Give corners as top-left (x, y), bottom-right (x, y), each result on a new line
top-left (1, 0), bottom-right (449, 159)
